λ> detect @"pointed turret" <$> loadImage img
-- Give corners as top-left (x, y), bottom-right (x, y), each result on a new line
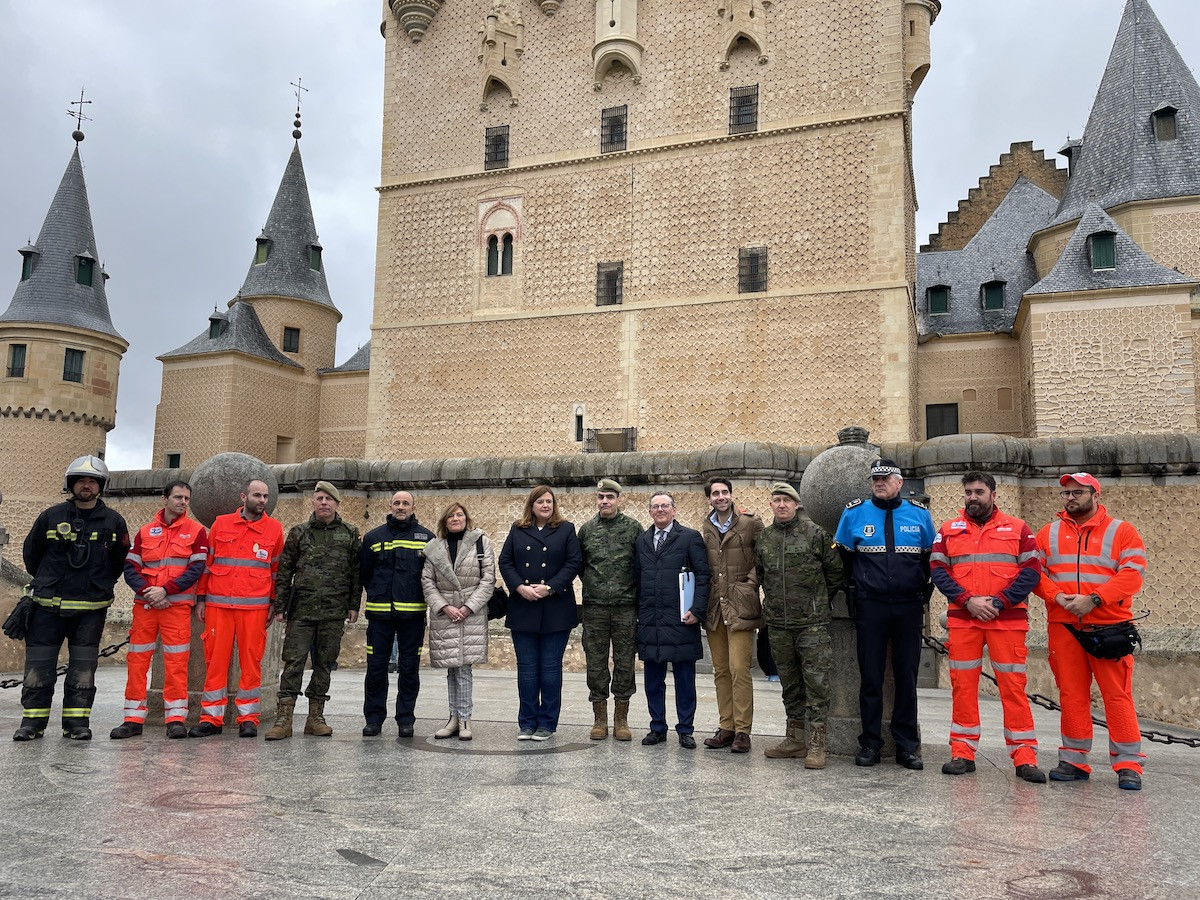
top-left (1052, 0), bottom-right (1200, 225)
top-left (0, 145), bottom-right (124, 340)
top-left (236, 142), bottom-right (337, 313)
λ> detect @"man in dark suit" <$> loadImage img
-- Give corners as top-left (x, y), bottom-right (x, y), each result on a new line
top-left (635, 492), bottom-right (711, 748)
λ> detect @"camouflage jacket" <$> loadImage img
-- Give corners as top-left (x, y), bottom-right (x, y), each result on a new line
top-left (755, 516), bottom-right (843, 628)
top-left (275, 514), bottom-right (362, 620)
top-left (577, 511), bottom-right (642, 605)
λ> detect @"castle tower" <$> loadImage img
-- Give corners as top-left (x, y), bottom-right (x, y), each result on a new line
top-left (0, 130), bottom-right (127, 535)
top-left (154, 114), bottom-right (341, 468)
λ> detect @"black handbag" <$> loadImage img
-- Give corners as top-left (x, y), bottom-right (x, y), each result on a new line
top-left (3, 591), bottom-right (36, 641)
top-left (1064, 620), bottom-right (1142, 660)
top-left (475, 536), bottom-right (508, 621)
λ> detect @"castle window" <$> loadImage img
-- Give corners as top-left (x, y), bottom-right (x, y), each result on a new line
top-left (981, 280), bottom-right (1005, 311)
top-left (997, 387), bottom-right (1013, 411)
top-left (926, 403), bottom-right (959, 439)
top-left (574, 409), bottom-right (585, 443)
top-left (255, 238), bottom-right (271, 265)
top-left (1089, 232), bottom-right (1116, 271)
top-left (6, 344), bottom-right (26, 378)
top-left (1153, 106), bottom-right (1178, 142)
top-left (485, 125), bottom-right (510, 170)
top-left (165, 452), bottom-right (182, 469)
top-left (738, 246), bottom-right (768, 293)
top-left (75, 255), bottom-right (94, 287)
top-left (282, 327), bottom-right (301, 353)
top-left (928, 284), bottom-right (950, 316)
top-left (501, 233), bottom-right (514, 275)
top-left (208, 318), bottom-right (223, 339)
top-left (596, 262), bottom-right (624, 306)
top-left (63, 348), bottom-right (85, 383)
top-left (601, 106), bottom-right (628, 153)
top-left (19, 250), bottom-right (34, 282)
top-left (309, 245), bottom-right (323, 272)
top-left (730, 85), bottom-right (759, 135)
top-left (486, 235), bottom-right (500, 276)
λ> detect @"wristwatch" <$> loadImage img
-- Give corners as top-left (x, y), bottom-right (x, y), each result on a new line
top-left (1090, 593), bottom-right (1102, 607)
top-left (991, 598), bottom-right (1004, 611)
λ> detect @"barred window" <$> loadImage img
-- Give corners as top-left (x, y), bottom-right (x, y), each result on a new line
top-left (596, 262), bottom-right (624, 305)
top-left (737, 246), bottom-right (768, 293)
top-left (485, 125), bottom-right (510, 170)
top-left (601, 106), bottom-right (628, 153)
top-left (63, 348), bottom-right (85, 383)
top-left (729, 85), bottom-right (759, 135)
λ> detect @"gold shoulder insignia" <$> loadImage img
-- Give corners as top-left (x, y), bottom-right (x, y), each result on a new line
top-left (845, 498), bottom-right (863, 508)
top-left (907, 499), bottom-right (928, 510)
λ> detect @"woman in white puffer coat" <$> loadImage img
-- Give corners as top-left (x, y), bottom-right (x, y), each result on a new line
top-left (421, 501), bottom-right (495, 740)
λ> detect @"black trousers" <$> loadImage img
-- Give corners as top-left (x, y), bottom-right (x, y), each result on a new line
top-left (21, 605), bottom-right (108, 731)
top-left (363, 617), bottom-right (424, 726)
top-left (855, 599), bottom-right (924, 754)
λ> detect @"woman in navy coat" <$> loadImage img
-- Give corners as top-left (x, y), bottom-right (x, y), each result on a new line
top-left (499, 485), bottom-right (582, 740)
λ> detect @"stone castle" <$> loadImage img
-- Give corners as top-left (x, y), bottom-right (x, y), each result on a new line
top-left (2, 1), bottom-right (1198, 720)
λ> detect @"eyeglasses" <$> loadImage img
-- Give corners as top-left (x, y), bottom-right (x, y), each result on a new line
top-left (649, 504), bottom-right (673, 511)
top-left (1059, 490), bottom-right (1091, 499)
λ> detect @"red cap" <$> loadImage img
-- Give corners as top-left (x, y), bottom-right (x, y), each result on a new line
top-left (1059, 472), bottom-right (1101, 494)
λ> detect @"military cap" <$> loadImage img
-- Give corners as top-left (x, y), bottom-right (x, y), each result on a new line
top-left (314, 480), bottom-right (342, 503)
top-left (597, 478), bottom-right (623, 494)
top-left (770, 481), bottom-right (801, 503)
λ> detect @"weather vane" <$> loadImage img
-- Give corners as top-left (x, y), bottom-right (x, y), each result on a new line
top-left (290, 77), bottom-right (308, 139)
top-left (67, 87), bottom-right (92, 142)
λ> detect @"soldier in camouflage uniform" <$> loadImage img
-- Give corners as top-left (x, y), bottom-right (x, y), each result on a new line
top-left (577, 478), bottom-right (642, 741)
top-left (756, 482), bottom-right (843, 769)
top-left (265, 481), bottom-right (362, 740)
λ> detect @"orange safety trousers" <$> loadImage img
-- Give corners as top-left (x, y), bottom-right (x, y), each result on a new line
top-left (199, 605), bottom-right (270, 726)
top-left (122, 603), bottom-right (193, 724)
top-left (1047, 623), bottom-right (1144, 774)
top-left (947, 628), bottom-right (1038, 766)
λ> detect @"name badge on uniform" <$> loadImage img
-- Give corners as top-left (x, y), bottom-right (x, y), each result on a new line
top-left (256, 548), bottom-right (269, 560)
top-left (951, 521), bottom-right (967, 530)
top-left (149, 526), bottom-right (163, 536)
top-left (863, 525), bottom-right (875, 537)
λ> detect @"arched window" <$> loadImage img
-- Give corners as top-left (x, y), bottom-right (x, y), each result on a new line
top-left (501, 233), bottom-right (514, 275)
top-left (487, 235), bottom-right (500, 276)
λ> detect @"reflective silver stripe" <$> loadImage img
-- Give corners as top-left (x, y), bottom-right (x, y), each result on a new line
top-left (1073, 573), bottom-right (1111, 585)
top-left (1016, 550), bottom-right (1039, 564)
top-left (123, 700), bottom-right (144, 712)
top-left (142, 556), bottom-right (191, 569)
top-left (929, 551), bottom-right (950, 564)
top-left (1062, 735), bottom-right (1091, 751)
top-left (189, 552), bottom-right (208, 562)
top-left (126, 553), bottom-right (143, 566)
top-left (164, 700), bottom-right (188, 712)
top-left (236, 701), bottom-right (261, 714)
top-left (204, 595), bottom-right (271, 606)
top-left (1044, 553), bottom-right (1117, 570)
top-left (162, 643), bottom-right (190, 653)
top-left (166, 594), bottom-right (195, 604)
top-left (1059, 748), bottom-right (1089, 764)
top-left (125, 709), bottom-right (148, 722)
top-left (991, 661), bottom-right (1027, 674)
top-left (128, 642), bottom-right (158, 653)
top-left (1121, 561), bottom-right (1146, 574)
top-left (949, 657), bottom-right (983, 670)
top-left (946, 553), bottom-right (1018, 564)
top-left (1100, 519), bottom-right (1121, 564)
top-left (200, 690), bottom-right (226, 702)
top-left (1004, 728), bottom-right (1037, 742)
top-left (211, 557), bottom-right (271, 569)
top-left (1109, 739), bottom-right (1143, 763)
top-left (236, 689), bottom-right (261, 701)
top-left (950, 723), bottom-right (980, 736)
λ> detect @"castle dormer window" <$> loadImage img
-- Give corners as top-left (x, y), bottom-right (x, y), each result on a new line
top-left (1153, 106), bottom-right (1178, 142)
top-left (255, 238), bottom-right (272, 265)
top-left (1089, 232), bottom-right (1116, 271)
top-left (19, 247), bottom-right (36, 282)
top-left (981, 280), bottom-right (1005, 311)
top-left (928, 284), bottom-right (950, 316)
top-left (75, 253), bottom-right (94, 287)
top-left (208, 312), bottom-right (228, 339)
top-left (309, 244), bottom-right (323, 272)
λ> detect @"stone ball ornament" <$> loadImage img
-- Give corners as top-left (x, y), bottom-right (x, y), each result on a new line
top-left (796, 426), bottom-right (880, 534)
top-left (189, 453), bottom-right (278, 527)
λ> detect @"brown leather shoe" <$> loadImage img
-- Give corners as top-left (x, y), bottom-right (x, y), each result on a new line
top-left (703, 728), bottom-right (735, 749)
top-left (730, 732), bottom-right (751, 754)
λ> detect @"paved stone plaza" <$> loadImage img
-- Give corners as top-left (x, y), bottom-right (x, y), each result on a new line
top-left (0, 667), bottom-right (1196, 899)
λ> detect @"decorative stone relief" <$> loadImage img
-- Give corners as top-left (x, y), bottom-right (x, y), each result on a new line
top-left (717, 0), bottom-right (771, 69)
top-left (540, 0), bottom-right (561, 13)
top-left (593, 0), bottom-right (642, 91)
top-left (479, 1), bottom-right (525, 108)
top-left (389, 0), bottom-right (444, 44)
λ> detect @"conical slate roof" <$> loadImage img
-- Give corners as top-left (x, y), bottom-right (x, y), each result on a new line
top-left (1053, 0), bottom-right (1200, 225)
top-left (324, 340), bottom-right (370, 374)
top-left (159, 300), bottom-right (301, 368)
top-left (0, 145), bottom-right (123, 340)
top-left (237, 142), bottom-right (338, 313)
top-left (1029, 204), bottom-right (1196, 295)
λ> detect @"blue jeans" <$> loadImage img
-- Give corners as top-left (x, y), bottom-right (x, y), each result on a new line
top-left (510, 629), bottom-right (570, 732)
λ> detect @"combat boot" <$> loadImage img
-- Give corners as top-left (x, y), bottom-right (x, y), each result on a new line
top-left (590, 701), bottom-right (609, 740)
top-left (804, 723), bottom-right (827, 770)
top-left (612, 701), bottom-right (632, 742)
top-left (265, 698), bottom-right (295, 741)
top-left (304, 699), bottom-right (333, 737)
top-left (763, 719), bottom-right (806, 759)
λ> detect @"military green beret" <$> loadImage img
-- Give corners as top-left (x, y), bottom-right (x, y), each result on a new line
top-left (597, 478), bottom-right (622, 494)
top-left (314, 480), bottom-right (342, 503)
top-left (770, 482), bottom-right (801, 503)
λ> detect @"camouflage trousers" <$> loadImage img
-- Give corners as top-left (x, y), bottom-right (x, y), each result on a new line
top-left (769, 622), bottom-right (832, 726)
top-left (279, 618), bottom-right (345, 702)
top-left (581, 604), bottom-right (637, 703)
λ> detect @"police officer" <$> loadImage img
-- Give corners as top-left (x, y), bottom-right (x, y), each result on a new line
top-left (833, 458), bottom-right (935, 770)
top-left (361, 490), bottom-right (432, 737)
top-left (15, 456), bottom-right (130, 742)
top-left (265, 481), bottom-right (362, 741)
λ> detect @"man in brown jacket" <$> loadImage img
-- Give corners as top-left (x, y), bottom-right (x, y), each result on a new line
top-left (700, 477), bottom-right (764, 753)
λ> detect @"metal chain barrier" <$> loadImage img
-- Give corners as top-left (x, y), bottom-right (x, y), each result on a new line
top-left (0, 638), bottom-right (129, 690)
top-left (922, 633), bottom-right (1200, 748)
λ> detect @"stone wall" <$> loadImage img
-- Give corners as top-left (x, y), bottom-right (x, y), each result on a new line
top-left (916, 335), bottom-right (1024, 437)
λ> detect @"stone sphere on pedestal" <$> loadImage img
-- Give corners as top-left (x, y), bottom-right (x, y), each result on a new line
top-left (188, 452), bottom-right (278, 527)
top-left (797, 426), bottom-right (881, 534)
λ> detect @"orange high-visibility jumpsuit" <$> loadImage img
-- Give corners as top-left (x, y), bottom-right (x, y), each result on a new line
top-left (1035, 505), bottom-right (1147, 775)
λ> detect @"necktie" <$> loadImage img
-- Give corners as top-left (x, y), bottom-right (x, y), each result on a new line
top-left (655, 530), bottom-right (665, 552)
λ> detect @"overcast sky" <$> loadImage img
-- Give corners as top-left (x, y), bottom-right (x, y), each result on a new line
top-left (1, 1), bottom-right (1196, 471)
